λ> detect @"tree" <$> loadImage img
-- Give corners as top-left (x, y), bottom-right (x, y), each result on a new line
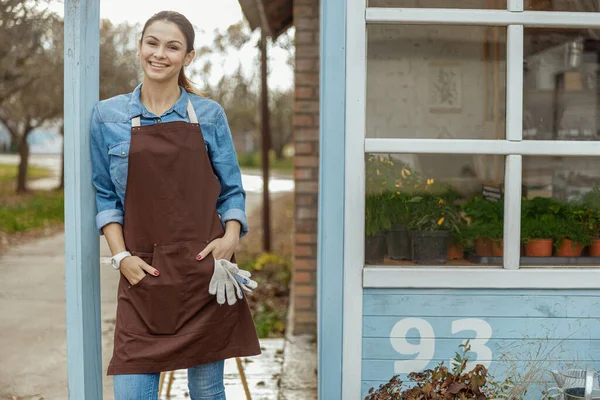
top-left (0, 12), bottom-right (62, 193)
top-left (191, 21), bottom-right (295, 157)
top-left (0, 0), bottom-right (53, 104)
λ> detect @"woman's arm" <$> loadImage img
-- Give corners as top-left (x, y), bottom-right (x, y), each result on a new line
top-left (90, 105), bottom-right (157, 283)
top-left (210, 109), bottom-right (249, 238)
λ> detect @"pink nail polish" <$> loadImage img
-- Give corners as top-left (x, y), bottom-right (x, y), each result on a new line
top-left (153, 271), bottom-right (159, 276)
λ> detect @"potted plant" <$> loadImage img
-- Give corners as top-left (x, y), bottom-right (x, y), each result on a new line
top-left (553, 202), bottom-right (591, 257)
top-left (406, 195), bottom-right (458, 264)
top-left (364, 155), bottom-right (396, 264)
top-left (385, 164), bottom-right (432, 261)
top-left (581, 186), bottom-right (600, 256)
top-left (521, 213), bottom-right (556, 257)
top-left (448, 220), bottom-right (476, 260)
top-left (463, 196), bottom-right (503, 257)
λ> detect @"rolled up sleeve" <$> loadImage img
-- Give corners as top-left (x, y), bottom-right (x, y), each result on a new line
top-left (210, 110), bottom-right (248, 238)
top-left (90, 105), bottom-right (124, 234)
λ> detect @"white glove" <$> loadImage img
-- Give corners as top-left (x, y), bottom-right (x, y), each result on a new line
top-left (218, 259), bottom-right (258, 294)
top-left (209, 259), bottom-right (258, 305)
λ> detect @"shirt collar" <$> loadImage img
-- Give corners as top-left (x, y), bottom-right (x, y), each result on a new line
top-left (127, 83), bottom-right (190, 120)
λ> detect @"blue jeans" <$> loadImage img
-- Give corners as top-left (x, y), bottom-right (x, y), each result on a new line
top-left (113, 360), bottom-right (225, 400)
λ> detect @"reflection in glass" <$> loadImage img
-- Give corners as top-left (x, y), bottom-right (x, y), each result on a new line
top-left (368, 0), bottom-right (505, 8)
top-left (364, 153), bottom-right (504, 266)
top-left (524, 29), bottom-right (600, 140)
top-left (525, 0), bottom-right (600, 12)
top-left (521, 157), bottom-right (600, 265)
top-left (367, 25), bottom-right (506, 139)
top-left (521, 157), bottom-right (600, 264)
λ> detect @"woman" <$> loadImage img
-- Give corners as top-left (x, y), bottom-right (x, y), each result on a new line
top-left (90, 11), bottom-right (261, 400)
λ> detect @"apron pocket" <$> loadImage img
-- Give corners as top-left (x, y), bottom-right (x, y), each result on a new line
top-left (128, 245), bottom-right (186, 335)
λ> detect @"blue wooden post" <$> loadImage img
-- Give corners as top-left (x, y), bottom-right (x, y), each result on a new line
top-left (317, 0), bottom-right (346, 398)
top-left (64, 1), bottom-right (102, 399)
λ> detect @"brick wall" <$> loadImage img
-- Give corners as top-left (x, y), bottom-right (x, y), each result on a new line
top-left (292, 0), bottom-right (319, 335)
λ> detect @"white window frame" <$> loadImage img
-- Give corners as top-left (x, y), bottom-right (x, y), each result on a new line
top-left (343, 3), bottom-right (600, 398)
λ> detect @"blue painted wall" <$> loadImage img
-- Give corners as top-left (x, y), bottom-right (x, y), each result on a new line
top-left (361, 288), bottom-right (600, 399)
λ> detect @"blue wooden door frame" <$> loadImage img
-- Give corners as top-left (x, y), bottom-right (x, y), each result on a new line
top-left (318, 0), bottom-right (346, 399)
top-left (64, 1), bottom-right (102, 399)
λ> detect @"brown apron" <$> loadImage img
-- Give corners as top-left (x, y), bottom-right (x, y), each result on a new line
top-left (107, 100), bottom-right (261, 375)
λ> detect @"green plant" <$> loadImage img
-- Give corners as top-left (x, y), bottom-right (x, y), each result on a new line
top-left (521, 213), bottom-right (558, 244)
top-left (406, 195), bottom-right (459, 232)
top-left (366, 194), bottom-right (390, 237)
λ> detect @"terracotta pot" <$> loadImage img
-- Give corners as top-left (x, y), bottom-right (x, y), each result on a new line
top-left (474, 237), bottom-right (493, 257)
top-left (525, 239), bottom-right (553, 257)
top-left (590, 238), bottom-right (600, 257)
top-left (447, 243), bottom-right (464, 260)
top-left (555, 239), bottom-right (583, 257)
top-left (491, 239), bottom-right (504, 257)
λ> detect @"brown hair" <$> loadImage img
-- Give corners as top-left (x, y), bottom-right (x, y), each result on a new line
top-left (141, 11), bottom-right (199, 95)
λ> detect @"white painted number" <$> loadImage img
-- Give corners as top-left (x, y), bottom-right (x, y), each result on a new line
top-left (451, 318), bottom-right (493, 371)
top-left (390, 318), bottom-right (493, 374)
top-left (390, 318), bottom-right (435, 373)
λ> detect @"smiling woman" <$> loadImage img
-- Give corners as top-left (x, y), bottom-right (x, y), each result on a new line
top-left (89, 10), bottom-right (261, 400)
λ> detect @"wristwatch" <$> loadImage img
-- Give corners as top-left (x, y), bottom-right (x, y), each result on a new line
top-left (111, 251), bottom-right (132, 270)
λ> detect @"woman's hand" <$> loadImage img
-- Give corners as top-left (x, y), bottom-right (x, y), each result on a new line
top-left (120, 256), bottom-right (159, 286)
top-left (196, 233), bottom-right (239, 261)
top-left (197, 221), bottom-right (241, 261)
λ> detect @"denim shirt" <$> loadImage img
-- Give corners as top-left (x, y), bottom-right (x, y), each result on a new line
top-left (90, 84), bottom-right (248, 237)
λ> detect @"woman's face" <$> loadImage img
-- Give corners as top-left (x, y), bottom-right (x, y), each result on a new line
top-left (138, 20), bottom-right (195, 84)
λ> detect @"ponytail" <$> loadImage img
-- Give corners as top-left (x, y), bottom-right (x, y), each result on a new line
top-left (178, 68), bottom-right (200, 96)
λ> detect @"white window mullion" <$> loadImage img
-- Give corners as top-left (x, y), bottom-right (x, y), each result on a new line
top-left (508, 0), bottom-right (524, 12)
top-left (503, 155), bottom-right (522, 270)
top-left (366, 8), bottom-right (600, 29)
top-left (506, 25), bottom-right (524, 141)
top-left (365, 138), bottom-right (600, 156)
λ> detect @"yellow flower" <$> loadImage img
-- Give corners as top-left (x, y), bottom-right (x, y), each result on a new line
top-left (395, 182), bottom-right (401, 188)
top-left (402, 168), bottom-right (411, 176)
top-left (379, 157), bottom-right (384, 162)
top-left (376, 169), bottom-right (380, 175)
top-left (437, 217), bottom-right (445, 225)
top-left (438, 199), bottom-right (445, 205)
top-left (427, 178), bottom-right (435, 185)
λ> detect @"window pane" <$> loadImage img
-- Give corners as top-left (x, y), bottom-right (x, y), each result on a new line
top-left (367, 25), bottom-right (507, 139)
top-left (521, 156), bottom-right (600, 266)
top-left (364, 153), bottom-right (504, 266)
top-left (525, 0), bottom-right (600, 12)
top-left (368, 0), bottom-right (505, 8)
top-left (524, 29), bottom-right (600, 140)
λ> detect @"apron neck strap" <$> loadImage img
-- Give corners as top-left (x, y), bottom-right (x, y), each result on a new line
top-left (130, 99), bottom-right (198, 127)
top-left (186, 99), bottom-right (198, 124)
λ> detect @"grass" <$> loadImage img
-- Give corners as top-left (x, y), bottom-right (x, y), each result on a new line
top-left (0, 163), bottom-right (54, 184)
top-left (0, 163), bottom-right (63, 239)
top-left (237, 151), bottom-right (293, 172)
top-left (0, 189), bottom-right (64, 234)
top-left (236, 193), bottom-right (294, 337)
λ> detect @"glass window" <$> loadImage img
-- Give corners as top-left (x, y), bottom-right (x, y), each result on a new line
top-left (525, 0), bottom-right (600, 12)
top-left (524, 29), bottom-right (600, 140)
top-left (368, 0), bottom-right (505, 8)
top-left (364, 153), bottom-right (504, 266)
top-left (521, 156), bottom-right (600, 266)
top-left (367, 25), bottom-right (507, 139)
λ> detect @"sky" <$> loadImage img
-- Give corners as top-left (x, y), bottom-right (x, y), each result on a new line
top-left (48, 0), bottom-right (293, 89)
